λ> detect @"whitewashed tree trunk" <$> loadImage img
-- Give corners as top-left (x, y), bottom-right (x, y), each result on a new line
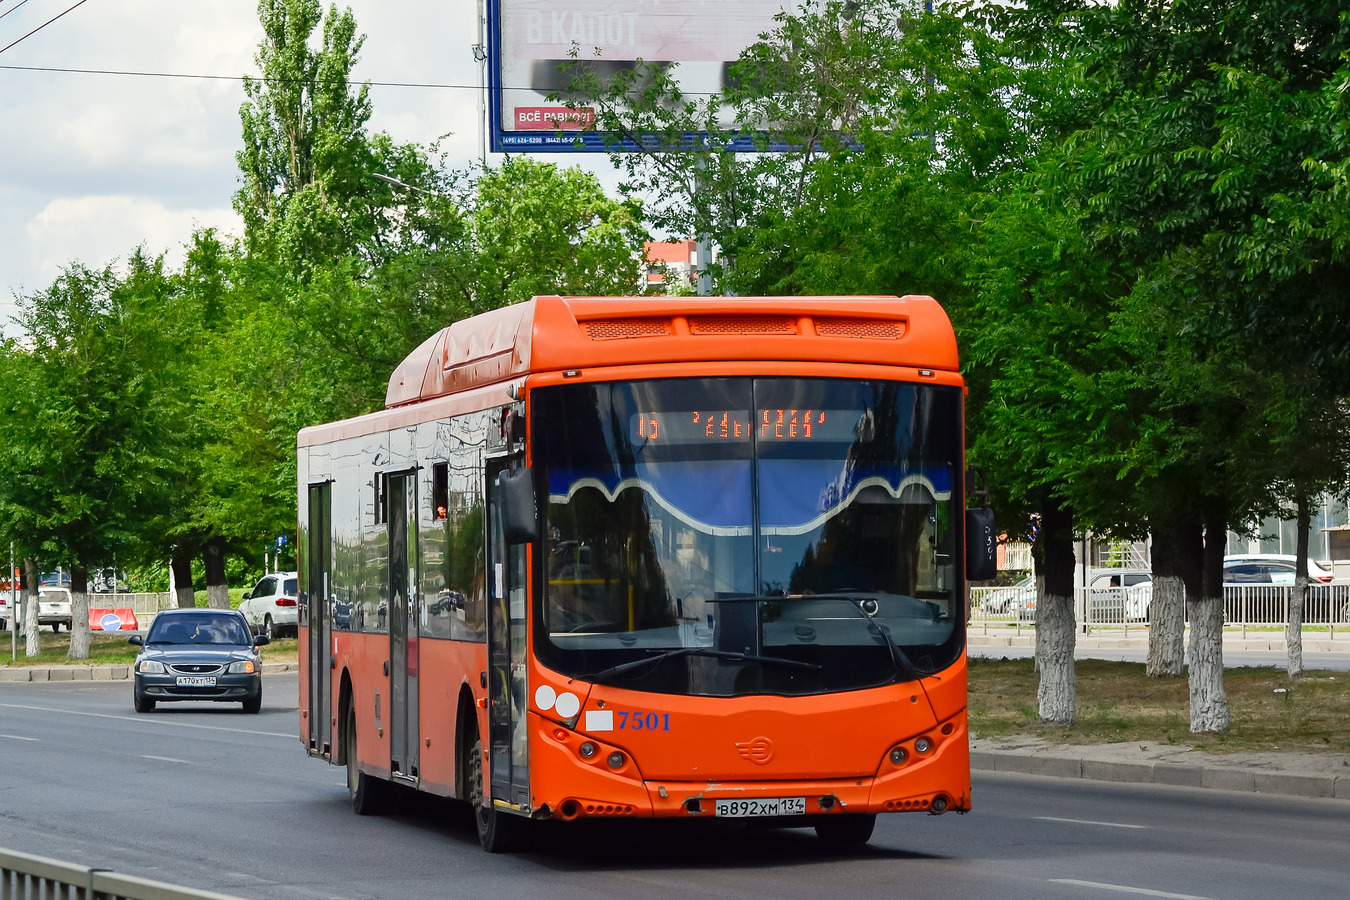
top-left (67, 568), bottom-right (91, 660)
top-left (1037, 590), bottom-right (1076, 724)
top-left (1288, 574), bottom-right (1306, 680)
top-left (207, 583), bottom-right (230, 609)
top-left (1288, 496), bottom-right (1310, 681)
top-left (23, 559), bottom-right (40, 657)
top-left (1147, 574), bottom-right (1186, 677)
top-left (1032, 574), bottom-right (1044, 674)
top-left (204, 542), bottom-right (231, 609)
top-left (1187, 598), bottom-right (1229, 732)
top-left (171, 554), bottom-right (196, 608)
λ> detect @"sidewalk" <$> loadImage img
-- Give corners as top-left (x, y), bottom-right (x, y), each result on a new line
top-left (0, 661), bottom-right (298, 682)
top-left (969, 631), bottom-right (1350, 802)
top-left (973, 735), bottom-right (1350, 802)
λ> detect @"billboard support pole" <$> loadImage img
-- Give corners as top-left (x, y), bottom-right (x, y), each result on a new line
top-left (475, 0), bottom-right (488, 165)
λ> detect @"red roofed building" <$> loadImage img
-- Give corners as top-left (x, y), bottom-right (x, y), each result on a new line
top-left (643, 240), bottom-right (698, 291)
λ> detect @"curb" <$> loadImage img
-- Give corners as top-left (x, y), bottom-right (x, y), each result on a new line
top-left (972, 749), bottom-right (1350, 801)
top-left (0, 662), bottom-right (298, 682)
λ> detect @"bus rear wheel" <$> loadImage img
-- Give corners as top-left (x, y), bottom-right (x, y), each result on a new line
top-left (814, 813), bottom-right (876, 847)
top-left (346, 706), bottom-right (392, 815)
top-left (469, 735), bottom-right (528, 853)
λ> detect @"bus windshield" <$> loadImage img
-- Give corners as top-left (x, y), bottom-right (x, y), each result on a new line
top-left (532, 377), bottom-right (964, 697)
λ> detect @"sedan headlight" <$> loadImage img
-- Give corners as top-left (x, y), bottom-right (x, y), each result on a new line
top-left (137, 659), bottom-right (165, 674)
top-left (228, 660), bottom-right (257, 674)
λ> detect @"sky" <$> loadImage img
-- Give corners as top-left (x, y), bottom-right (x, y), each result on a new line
top-left (0, 0), bottom-right (611, 333)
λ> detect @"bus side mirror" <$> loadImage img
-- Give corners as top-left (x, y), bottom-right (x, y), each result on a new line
top-left (500, 468), bottom-right (538, 545)
top-left (965, 507), bottom-right (997, 582)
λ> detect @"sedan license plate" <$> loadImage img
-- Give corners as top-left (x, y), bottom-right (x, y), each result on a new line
top-left (714, 797), bottom-right (806, 818)
top-left (176, 676), bottom-right (216, 687)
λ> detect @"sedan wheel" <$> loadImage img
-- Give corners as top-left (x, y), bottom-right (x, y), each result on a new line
top-left (133, 691), bottom-right (155, 713)
top-left (242, 689), bottom-right (262, 714)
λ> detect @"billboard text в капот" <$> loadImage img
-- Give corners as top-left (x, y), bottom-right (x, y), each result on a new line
top-left (493, 0), bottom-right (790, 149)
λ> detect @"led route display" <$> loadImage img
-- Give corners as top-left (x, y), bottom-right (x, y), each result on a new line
top-left (630, 409), bottom-right (866, 444)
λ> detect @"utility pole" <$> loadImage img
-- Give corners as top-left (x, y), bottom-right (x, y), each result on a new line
top-left (10, 542), bottom-right (15, 662)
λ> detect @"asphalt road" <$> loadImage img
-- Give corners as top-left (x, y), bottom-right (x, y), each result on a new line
top-left (1, 675), bottom-right (1347, 900)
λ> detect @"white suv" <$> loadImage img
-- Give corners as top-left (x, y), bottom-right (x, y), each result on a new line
top-left (0, 588), bottom-right (74, 632)
top-left (239, 572), bottom-right (299, 639)
top-left (38, 587), bottom-right (74, 631)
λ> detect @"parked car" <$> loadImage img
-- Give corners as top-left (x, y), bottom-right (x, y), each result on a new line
top-left (1223, 554), bottom-right (1336, 623)
top-left (1222, 554), bottom-right (1334, 585)
top-left (239, 572), bottom-right (299, 639)
top-left (40, 571), bottom-right (70, 588)
top-left (981, 575), bottom-right (1037, 619)
top-left (1087, 570), bottom-right (1153, 623)
top-left (91, 568), bottom-right (126, 593)
top-left (37, 587), bottom-right (73, 632)
top-left (128, 608), bottom-right (268, 713)
top-left (0, 593), bottom-right (9, 631)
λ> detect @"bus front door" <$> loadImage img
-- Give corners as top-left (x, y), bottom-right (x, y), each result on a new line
top-left (388, 471), bottom-right (420, 780)
top-left (305, 482), bottom-right (332, 757)
top-left (486, 458), bottom-right (530, 810)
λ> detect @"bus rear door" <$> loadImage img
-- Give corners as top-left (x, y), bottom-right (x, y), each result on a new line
top-left (305, 482), bottom-right (332, 756)
top-left (388, 471), bottom-right (420, 780)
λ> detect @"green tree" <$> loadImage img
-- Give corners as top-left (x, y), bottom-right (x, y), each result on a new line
top-left (0, 257), bottom-right (179, 657)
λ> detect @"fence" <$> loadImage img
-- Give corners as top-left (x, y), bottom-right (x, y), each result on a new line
top-left (0, 846), bottom-right (248, 900)
top-left (95, 593), bottom-right (173, 624)
top-left (970, 583), bottom-right (1350, 638)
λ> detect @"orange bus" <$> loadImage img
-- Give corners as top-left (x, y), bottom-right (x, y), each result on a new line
top-left (297, 294), bottom-right (994, 852)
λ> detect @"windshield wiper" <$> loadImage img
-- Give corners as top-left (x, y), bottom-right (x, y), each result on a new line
top-left (780, 592), bottom-right (926, 684)
top-left (587, 646), bottom-right (820, 685)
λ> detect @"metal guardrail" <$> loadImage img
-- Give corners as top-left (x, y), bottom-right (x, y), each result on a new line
top-left (970, 583), bottom-right (1350, 637)
top-left (0, 846), bottom-right (249, 900)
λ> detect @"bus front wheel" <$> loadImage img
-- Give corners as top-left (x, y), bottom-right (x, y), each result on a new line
top-left (814, 813), bottom-right (876, 847)
top-left (469, 735), bottom-right (528, 853)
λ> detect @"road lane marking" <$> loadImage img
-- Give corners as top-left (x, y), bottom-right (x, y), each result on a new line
top-left (1049, 880), bottom-right (1211, 899)
top-left (143, 755), bottom-right (192, 764)
top-left (1035, 816), bottom-right (1148, 830)
top-left (0, 702), bottom-right (293, 738)
top-left (0, 733), bottom-right (38, 741)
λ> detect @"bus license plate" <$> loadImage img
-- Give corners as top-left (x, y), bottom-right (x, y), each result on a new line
top-left (714, 797), bottom-right (805, 818)
top-left (176, 676), bottom-right (216, 686)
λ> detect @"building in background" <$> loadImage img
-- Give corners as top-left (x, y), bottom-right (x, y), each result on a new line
top-left (643, 240), bottom-right (698, 292)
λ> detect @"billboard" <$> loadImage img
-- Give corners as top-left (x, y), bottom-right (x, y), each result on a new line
top-left (487, 0), bottom-right (794, 152)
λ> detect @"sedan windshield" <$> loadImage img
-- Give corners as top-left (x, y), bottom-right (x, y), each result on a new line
top-left (148, 616), bottom-right (251, 646)
top-left (532, 377), bottom-right (964, 697)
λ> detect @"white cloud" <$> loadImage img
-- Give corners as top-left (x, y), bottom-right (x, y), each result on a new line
top-left (0, 0), bottom-right (621, 327)
top-left (26, 196), bottom-right (242, 281)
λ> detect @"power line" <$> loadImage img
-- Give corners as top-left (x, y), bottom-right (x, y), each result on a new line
top-left (0, 0), bottom-right (91, 57)
top-left (0, 62), bottom-right (481, 90)
top-left (1, 0), bottom-right (36, 23)
top-left (0, 62), bottom-right (726, 97)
